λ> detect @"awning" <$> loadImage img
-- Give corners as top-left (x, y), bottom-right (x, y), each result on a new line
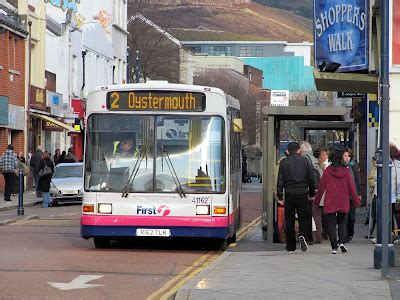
top-left (31, 112), bottom-right (77, 132)
top-left (313, 69), bottom-right (378, 94)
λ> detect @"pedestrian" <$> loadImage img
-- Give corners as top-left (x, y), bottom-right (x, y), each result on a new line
top-left (30, 146), bottom-right (43, 197)
top-left (314, 149), bottom-right (360, 254)
top-left (366, 155), bottom-right (378, 238)
top-left (342, 148), bottom-right (362, 243)
top-left (38, 151), bottom-right (54, 208)
top-left (312, 147), bottom-right (330, 243)
top-left (277, 142), bottom-right (316, 253)
top-left (14, 152), bottom-right (29, 195)
top-left (53, 149), bottom-right (61, 166)
top-left (60, 150), bottom-right (66, 164)
top-left (300, 141), bottom-right (319, 244)
top-left (390, 143), bottom-right (400, 235)
top-left (0, 144), bottom-right (19, 202)
top-left (63, 148), bottom-right (78, 163)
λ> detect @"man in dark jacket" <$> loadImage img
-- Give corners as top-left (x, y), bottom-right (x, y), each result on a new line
top-left (277, 142), bottom-right (316, 253)
top-left (30, 146), bottom-right (43, 197)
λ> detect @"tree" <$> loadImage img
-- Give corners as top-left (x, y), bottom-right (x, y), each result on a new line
top-left (194, 69), bottom-right (258, 145)
top-left (127, 12), bottom-right (181, 83)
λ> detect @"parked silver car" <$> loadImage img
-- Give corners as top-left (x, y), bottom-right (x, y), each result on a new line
top-left (50, 163), bottom-right (83, 205)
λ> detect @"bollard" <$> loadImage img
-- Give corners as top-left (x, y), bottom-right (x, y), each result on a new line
top-left (17, 169), bottom-right (24, 215)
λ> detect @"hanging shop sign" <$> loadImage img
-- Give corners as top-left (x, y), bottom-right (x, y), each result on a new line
top-left (29, 85), bottom-right (46, 111)
top-left (314, 0), bottom-right (369, 72)
top-left (42, 120), bottom-right (64, 132)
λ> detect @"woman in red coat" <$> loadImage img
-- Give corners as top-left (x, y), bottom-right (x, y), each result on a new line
top-left (314, 149), bottom-right (360, 254)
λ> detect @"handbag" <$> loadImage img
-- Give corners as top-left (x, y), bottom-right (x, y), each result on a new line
top-left (319, 191), bottom-right (326, 207)
top-left (38, 164), bottom-right (53, 178)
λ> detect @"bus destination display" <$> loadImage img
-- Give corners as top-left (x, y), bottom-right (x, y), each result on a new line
top-left (107, 91), bottom-right (205, 112)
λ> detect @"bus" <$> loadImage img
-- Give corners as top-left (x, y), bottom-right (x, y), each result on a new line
top-left (81, 82), bottom-right (243, 248)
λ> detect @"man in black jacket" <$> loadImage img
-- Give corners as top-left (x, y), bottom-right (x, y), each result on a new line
top-left (277, 142), bottom-right (316, 253)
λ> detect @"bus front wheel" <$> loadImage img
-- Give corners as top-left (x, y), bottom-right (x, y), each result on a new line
top-left (94, 238), bottom-right (111, 248)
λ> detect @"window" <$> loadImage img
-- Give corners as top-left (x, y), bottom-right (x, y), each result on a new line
top-left (254, 46), bottom-right (263, 57)
top-left (228, 108), bottom-right (241, 172)
top-left (209, 46), bottom-right (215, 56)
top-left (156, 116), bottom-right (225, 193)
top-left (191, 47), bottom-right (201, 53)
top-left (226, 46), bottom-right (232, 56)
top-left (85, 114), bottom-right (154, 192)
top-left (239, 46), bottom-right (247, 57)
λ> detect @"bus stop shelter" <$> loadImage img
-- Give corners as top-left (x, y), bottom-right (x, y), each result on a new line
top-left (261, 106), bottom-right (349, 242)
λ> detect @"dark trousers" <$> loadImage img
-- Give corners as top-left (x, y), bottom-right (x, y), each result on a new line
top-left (327, 213), bottom-right (347, 250)
top-left (3, 172), bottom-right (16, 201)
top-left (312, 204), bottom-right (323, 243)
top-left (307, 201), bottom-right (313, 243)
top-left (285, 193), bottom-right (310, 251)
top-left (346, 203), bottom-right (356, 238)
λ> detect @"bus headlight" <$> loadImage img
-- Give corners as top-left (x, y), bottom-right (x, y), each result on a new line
top-left (98, 203), bottom-right (112, 214)
top-left (196, 205), bottom-right (210, 215)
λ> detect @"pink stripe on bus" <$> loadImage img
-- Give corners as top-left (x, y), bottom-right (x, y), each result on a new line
top-left (81, 215), bottom-right (230, 227)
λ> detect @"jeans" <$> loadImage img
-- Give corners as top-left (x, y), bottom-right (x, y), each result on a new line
top-left (3, 172), bottom-right (16, 201)
top-left (284, 193), bottom-right (310, 251)
top-left (42, 192), bottom-right (52, 208)
top-left (327, 213), bottom-right (347, 250)
top-left (33, 174), bottom-right (39, 190)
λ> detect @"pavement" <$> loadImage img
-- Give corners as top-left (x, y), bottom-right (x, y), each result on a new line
top-left (176, 213), bottom-right (400, 300)
top-left (0, 190), bottom-right (43, 225)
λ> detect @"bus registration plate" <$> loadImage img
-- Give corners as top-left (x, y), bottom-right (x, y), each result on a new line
top-left (136, 228), bottom-right (171, 237)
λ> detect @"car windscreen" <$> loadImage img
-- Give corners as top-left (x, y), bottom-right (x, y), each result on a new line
top-left (53, 166), bottom-right (83, 178)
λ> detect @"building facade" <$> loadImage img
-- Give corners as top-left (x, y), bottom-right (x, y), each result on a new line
top-left (0, 4), bottom-right (28, 192)
top-left (45, 0), bottom-right (128, 160)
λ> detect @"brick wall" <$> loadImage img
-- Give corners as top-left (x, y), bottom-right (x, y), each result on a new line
top-left (0, 30), bottom-right (26, 192)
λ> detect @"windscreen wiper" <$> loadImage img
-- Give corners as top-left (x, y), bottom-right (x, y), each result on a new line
top-left (121, 151), bottom-right (144, 198)
top-left (163, 150), bottom-right (186, 198)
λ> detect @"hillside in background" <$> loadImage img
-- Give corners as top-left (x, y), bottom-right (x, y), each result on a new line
top-left (128, 1), bottom-right (313, 42)
top-left (254, 0), bottom-right (313, 19)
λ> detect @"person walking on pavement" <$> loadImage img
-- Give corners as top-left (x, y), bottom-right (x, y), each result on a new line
top-left (342, 148), bottom-right (362, 243)
top-left (30, 146), bottom-right (43, 197)
top-left (312, 147), bottom-right (330, 243)
top-left (277, 142), bottom-right (316, 253)
top-left (63, 148), bottom-right (78, 163)
top-left (38, 151), bottom-right (54, 208)
top-left (314, 149), bottom-right (361, 254)
top-left (53, 149), bottom-right (62, 166)
top-left (0, 144), bottom-right (19, 202)
top-left (300, 141), bottom-right (319, 244)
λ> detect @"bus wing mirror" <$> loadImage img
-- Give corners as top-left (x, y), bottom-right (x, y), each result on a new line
top-left (233, 118), bottom-right (243, 133)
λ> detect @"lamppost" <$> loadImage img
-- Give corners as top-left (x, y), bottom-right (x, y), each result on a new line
top-left (374, 0), bottom-right (394, 278)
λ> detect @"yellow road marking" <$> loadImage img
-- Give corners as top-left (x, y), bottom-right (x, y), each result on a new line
top-left (146, 215), bottom-right (262, 299)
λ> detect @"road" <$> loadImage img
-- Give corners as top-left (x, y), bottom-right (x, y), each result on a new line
top-left (0, 182), bottom-right (261, 299)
